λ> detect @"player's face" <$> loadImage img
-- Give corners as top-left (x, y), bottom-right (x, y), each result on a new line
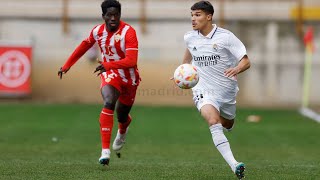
top-left (191, 10), bottom-right (212, 30)
top-left (103, 7), bottom-right (121, 32)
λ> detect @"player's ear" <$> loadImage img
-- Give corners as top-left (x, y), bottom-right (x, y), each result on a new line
top-left (207, 14), bottom-right (213, 21)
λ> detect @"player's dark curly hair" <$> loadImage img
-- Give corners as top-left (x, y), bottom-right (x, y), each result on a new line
top-left (101, 0), bottom-right (121, 16)
top-left (191, 1), bottom-right (214, 15)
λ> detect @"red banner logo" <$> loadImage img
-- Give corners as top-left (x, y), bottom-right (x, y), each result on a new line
top-left (0, 46), bottom-right (32, 96)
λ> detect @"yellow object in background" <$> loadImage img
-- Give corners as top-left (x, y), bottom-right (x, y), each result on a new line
top-left (290, 7), bottom-right (320, 20)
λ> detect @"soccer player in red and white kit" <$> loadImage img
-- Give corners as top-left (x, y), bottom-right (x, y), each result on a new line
top-left (58, 0), bottom-right (140, 166)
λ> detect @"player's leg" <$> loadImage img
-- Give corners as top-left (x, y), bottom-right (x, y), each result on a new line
top-left (221, 117), bottom-right (235, 132)
top-left (116, 101), bottom-right (132, 133)
top-left (112, 102), bottom-right (132, 155)
top-left (112, 84), bottom-right (137, 156)
top-left (220, 103), bottom-right (245, 179)
top-left (219, 103), bottom-right (235, 131)
top-left (200, 105), bottom-right (240, 177)
top-left (98, 84), bottom-right (120, 165)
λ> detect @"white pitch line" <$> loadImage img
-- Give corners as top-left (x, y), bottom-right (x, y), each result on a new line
top-left (299, 107), bottom-right (320, 123)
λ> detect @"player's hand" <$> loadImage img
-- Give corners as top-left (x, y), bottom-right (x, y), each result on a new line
top-left (58, 67), bottom-right (69, 79)
top-left (94, 63), bottom-right (106, 76)
top-left (224, 67), bottom-right (240, 78)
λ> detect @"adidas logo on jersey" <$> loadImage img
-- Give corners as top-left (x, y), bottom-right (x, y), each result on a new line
top-left (193, 46), bottom-right (197, 51)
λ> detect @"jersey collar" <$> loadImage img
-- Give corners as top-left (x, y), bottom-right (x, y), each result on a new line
top-left (198, 24), bottom-right (217, 39)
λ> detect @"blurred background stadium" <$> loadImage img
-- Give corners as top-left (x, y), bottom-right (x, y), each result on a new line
top-left (0, 0), bottom-right (319, 108)
top-left (0, 0), bottom-right (320, 179)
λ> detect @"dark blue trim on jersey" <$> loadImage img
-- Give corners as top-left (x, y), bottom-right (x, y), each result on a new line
top-left (211, 27), bottom-right (218, 39)
top-left (215, 141), bottom-right (229, 147)
top-left (197, 26), bottom-right (217, 38)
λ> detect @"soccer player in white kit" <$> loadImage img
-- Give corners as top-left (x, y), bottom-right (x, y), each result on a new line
top-left (182, 1), bottom-right (251, 179)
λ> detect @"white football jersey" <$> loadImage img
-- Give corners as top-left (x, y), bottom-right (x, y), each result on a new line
top-left (184, 24), bottom-right (246, 103)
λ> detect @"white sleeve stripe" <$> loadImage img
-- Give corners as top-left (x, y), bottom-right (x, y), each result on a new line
top-left (93, 24), bottom-right (102, 41)
top-left (121, 25), bottom-right (130, 52)
top-left (126, 48), bottom-right (138, 50)
top-left (101, 111), bottom-right (113, 115)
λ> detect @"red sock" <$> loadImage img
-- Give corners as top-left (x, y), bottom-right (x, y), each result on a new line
top-left (118, 115), bottom-right (132, 134)
top-left (99, 108), bottom-right (114, 149)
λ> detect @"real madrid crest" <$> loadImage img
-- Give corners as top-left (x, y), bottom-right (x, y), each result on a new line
top-left (213, 44), bottom-right (218, 51)
top-left (115, 34), bottom-right (121, 42)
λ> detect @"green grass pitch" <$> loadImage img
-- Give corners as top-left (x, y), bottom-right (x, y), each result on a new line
top-left (0, 104), bottom-right (319, 179)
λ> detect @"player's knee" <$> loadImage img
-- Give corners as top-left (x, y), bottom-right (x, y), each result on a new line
top-left (102, 93), bottom-right (117, 109)
top-left (103, 101), bottom-right (116, 110)
top-left (207, 118), bottom-right (220, 126)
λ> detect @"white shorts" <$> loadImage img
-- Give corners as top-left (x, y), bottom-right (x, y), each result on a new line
top-left (192, 90), bottom-right (236, 120)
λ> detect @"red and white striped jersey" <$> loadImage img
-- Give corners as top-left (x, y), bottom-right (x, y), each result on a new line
top-left (62, 21), bottom-right (139, 85)
top-left (88, 21), bottom-right (139, 84)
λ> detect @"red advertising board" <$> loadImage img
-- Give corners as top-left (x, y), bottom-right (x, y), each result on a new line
top-left (0, 45), bottom-right (32, 96)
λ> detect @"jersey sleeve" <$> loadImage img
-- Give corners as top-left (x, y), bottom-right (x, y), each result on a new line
top-left (101, 26), bottom-right (138, 70)
top-left (61, 26), bottom-right (97, 71)
top-left (125, 27), bottom-right (138, 50)
top-left (227, 32), bottom-right (247, 62)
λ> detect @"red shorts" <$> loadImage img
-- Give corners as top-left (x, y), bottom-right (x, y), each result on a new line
top-left (100, 71), bottom-right (139, 106)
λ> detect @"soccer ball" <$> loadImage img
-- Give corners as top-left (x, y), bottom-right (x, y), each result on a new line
top-left (173, 64), bottom-right (199, 89)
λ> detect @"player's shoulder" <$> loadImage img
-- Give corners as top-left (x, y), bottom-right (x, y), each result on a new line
top-left (215, 26), bottom-right (233, 37)
top-left (90, 23), bottom-right (104, 33)
top-left (184, 30), bottom-right (198, 41)
top-left (121, 21), bottom-right (136, 31)
top-left (184, 30), bottom-right (198, 37)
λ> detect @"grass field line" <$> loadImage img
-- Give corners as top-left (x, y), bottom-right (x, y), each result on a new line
top-left (299, 107), bottom-right (320, 123)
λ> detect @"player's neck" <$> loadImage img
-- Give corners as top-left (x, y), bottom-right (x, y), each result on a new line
top-left (106, 21), bottom-right (122, 33)
top-left (199, 23), bottom-right (214, 37)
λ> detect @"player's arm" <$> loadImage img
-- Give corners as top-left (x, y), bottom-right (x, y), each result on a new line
top-left (100, 28), bottom-right (138, 70)
top-left (224, 32), bottom-right (250, 78)
top-left (182, 48), bottom-right (192, 64)
top-left (99, 50), bottom-right (137, 70)
top-left (237, 55), bottom-right (250, 74)
top-left (58, 29), bottom-right (96, 79)
top-left (224, 55), bottom-right (250, 77)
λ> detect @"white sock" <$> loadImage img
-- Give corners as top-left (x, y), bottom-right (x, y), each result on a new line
top-left (101, 149), bottom-right (110, 156)
top-left (210, 123), bottom-right (238, 171)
